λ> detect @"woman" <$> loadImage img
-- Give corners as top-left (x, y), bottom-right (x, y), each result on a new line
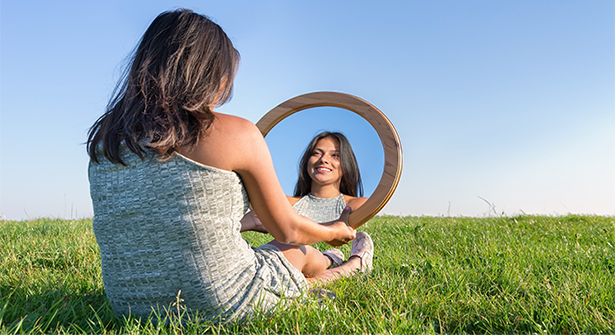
top-left (87, 9), bottom-right (371, 321)
top-left (242, 131), bottom-right (372, 273)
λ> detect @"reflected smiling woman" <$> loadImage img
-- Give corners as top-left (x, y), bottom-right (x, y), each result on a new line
top-left (242, 131), bottom-right (372, 274)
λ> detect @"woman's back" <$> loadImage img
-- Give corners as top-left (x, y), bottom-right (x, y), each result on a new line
top-left (90, 147), bottom-right (260, 319)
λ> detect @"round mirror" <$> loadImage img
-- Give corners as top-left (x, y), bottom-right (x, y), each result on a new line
top-left (257, 91), bottom-right (403, 228)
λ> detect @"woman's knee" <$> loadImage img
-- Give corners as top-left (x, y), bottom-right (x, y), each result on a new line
top-left (268, 240), bottom-right (308, 270)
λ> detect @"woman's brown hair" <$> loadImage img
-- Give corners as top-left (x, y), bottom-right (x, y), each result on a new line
top-left (294, 132), bottom-right (364, 198)
top-left (87, 9), bottom-right (240, 164)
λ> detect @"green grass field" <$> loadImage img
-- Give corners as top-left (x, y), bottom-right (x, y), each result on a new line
top-left (1, 215), bottom-right (614, 334)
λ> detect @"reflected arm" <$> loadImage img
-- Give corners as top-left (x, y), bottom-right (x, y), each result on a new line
top-left (240, 210), bottom-right (268, 233)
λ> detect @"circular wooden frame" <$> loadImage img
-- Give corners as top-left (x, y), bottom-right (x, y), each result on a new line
top-left (256, 91), bottom-right (403, 228)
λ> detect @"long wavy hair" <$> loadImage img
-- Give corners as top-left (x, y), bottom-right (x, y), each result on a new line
top-left (294, 132), bottom-right (364, 197)
top-left (87, 9), bottom-right (240, 164)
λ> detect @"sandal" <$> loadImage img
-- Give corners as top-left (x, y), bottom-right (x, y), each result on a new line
top-left (349, 231), bottom-right (374, 274)
top-left (322, 248), bottom-right (345, 268)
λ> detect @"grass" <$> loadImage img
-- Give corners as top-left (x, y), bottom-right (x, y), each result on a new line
top-left (1, 215), bottom-right (614, 334)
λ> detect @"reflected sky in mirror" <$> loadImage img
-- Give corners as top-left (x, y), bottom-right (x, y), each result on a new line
top-left (265, 106), bottom-right (384, 198)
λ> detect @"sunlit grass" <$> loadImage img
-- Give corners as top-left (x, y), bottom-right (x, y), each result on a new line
top-left (1, 215), bottom-right (614, 333)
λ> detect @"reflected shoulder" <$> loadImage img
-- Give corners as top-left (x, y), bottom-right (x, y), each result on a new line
top-left (287, 196), bottom-right (300, 206)
top-left (344, 195), bottom-right (368, 211)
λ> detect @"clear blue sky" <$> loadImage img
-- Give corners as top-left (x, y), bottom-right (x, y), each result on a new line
top-left (1, 1), bottom-right (613, 220)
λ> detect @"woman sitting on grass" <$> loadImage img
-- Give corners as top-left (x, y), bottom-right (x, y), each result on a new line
top-left (87, 9), bottom-right (372, 322)
top-left (242, 131), bottom-right (372, 274)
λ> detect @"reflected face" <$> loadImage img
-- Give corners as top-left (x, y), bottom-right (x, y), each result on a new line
top-left (307, 137), bottom-right (343, 188)
top-left (263, 106), bottom-right (384, 197)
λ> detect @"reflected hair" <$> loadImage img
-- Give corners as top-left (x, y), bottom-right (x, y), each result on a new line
top-left (294, 131), bottom-right (364, 197)
top-left (87, 9), bottom-right (240, 164)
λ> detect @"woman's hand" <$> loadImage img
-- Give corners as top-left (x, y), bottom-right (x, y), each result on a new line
top-left (240, 210), bottom-right (269, 233)
top-left (324, 206), bottom-right (356, 246)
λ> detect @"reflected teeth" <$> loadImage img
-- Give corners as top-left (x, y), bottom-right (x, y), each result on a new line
top-left (317, 167), bottom-right (331, 172)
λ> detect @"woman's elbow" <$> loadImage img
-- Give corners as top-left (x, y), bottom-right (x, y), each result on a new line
top-left (270, 226), bottom-right (301, 245)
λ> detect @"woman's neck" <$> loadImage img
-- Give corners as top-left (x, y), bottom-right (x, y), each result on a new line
top-left (310, 183), bottom-right (342, 199)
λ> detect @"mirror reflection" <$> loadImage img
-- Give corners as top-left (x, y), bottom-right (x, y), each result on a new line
top-left (265, 107), bottom-right (385, 221)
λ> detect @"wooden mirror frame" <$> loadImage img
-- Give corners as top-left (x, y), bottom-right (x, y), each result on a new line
top-left (256, 91), bottom-right (403, 228)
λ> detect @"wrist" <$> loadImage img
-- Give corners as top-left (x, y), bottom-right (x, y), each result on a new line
top-left (325, 224), bottom-right (341, 242)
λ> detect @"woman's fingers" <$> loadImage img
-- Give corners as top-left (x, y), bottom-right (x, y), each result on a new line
top-left (326, 216), bottom-right (356, 246)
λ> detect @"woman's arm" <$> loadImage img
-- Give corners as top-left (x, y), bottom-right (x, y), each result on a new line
top-left (240, 210), bottom-right (268, 233)
top-left (241, 195), bottom-right (299, 233)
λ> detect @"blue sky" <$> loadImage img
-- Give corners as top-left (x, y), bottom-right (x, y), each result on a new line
top-left (1, 1), bottom-right (613, 220)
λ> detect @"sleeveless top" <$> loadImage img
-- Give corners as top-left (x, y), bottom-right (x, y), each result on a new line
top-left (89, 148), bottom-right (306, 321)
top-left (292, 193), bottom-right (346, 223)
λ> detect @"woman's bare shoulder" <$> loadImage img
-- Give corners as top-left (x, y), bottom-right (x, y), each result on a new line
top-left (179, 112), bottom-right (263, 170)
top-left (212, 112), bottom-right (257, 133)
top-left (287, 195), bottom-right (301, 206)
top-left (343, 195), bottom-right (368, 211)
top-left (205, 113), bottom-right (264, 147)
